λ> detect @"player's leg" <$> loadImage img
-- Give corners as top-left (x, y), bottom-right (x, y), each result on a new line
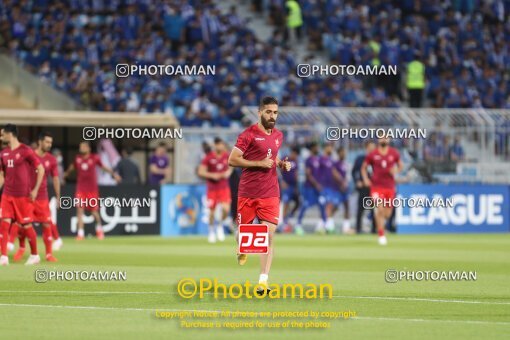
top-left (76, 206), bottom-right (85, 240)
top-left (41, 223), bottom-right (57, 262)
top-left (51, 222), bottom-right (63, 251)
top-left (0, 217), bottom-right (13, 265)
top-left (207, 196), bottom-right (217, 243)
top-left (91, 210), bottom-right (104, 240)
top-left (342, 195), bottom-right (353, 234)
top-left (316, 192), bottom-right (327, 232)
top-left (257, 220), bottom-right (276, 294)
top-left (255, 197), bottom-right (280, 294)
top-left (296, 187), bottom-right (315, 235)
top-left (22, 222), bottom-right (40, 265)
top-left (235, 197), bottom-right (256, 265)
top-left (7, 222), bottom-right (19, 252)
top-left (217, 201), bottom-right (230, 242)
top-left (13, 227), bottom-right (26, 262)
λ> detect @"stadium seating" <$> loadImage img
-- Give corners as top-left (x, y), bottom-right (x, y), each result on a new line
top-left (1, 0), bottom-right (508, 125)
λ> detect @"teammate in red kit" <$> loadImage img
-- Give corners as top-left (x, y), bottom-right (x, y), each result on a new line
top-left (197, 137), bottom-right (232, 243)
top-left (361, 137), bottom-right (403, 245)
top-left (10, 132), bottom-right (62, 262)
top-left (64, 141), bottom-right (120, 240)
top-left (228, 96), bottom-right (291, 293)
top-left (0, 124), bottom-right (45, 266)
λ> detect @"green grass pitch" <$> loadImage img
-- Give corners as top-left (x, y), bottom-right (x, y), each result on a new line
top-left (0, 234), bottom-right (509, 339)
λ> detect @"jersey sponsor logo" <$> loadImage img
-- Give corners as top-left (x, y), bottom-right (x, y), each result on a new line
top-left (254, 137), bottom-right (265, 141)
top-left (15, 153), bottom-right (20, 159)
top-left (238, 224), bottom-right (269, 254)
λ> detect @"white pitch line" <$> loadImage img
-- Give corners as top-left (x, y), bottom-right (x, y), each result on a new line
top-left (1, 290), bottom-right (509, 306)
top-left (354, 316), bottom-right (510, 326)
top-left (0, 303), bottom-right (509, 326)
top-left (332, 295), bottom-right (510, 306)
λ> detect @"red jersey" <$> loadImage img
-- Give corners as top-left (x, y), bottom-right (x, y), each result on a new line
top-left (33, 152), bottom-right (58, 200)
top-left (201, 151), bottom-right (229, 191)
top-left (234, 124), bottom-right (283, 198)
top-left (364, 147), bottom-right (400, 189)
top-left (74, 153), bottom-right (103, 193)
top-left (0, 143), bottom-right (41, 197)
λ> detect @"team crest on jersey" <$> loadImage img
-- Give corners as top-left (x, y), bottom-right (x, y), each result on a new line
top-left (275, 138), bottom-right (280, 147)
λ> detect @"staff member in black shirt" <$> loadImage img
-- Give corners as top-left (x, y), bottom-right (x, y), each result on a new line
top-left (351, 140), bottom-right (375, 233)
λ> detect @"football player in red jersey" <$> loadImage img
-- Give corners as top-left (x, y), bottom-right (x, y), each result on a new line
top-left (0, 124), bottom-right (45, 265)
top-left (361, 137), bottom-right (403, 245)
top-left (228, 96), bottom-right (291, 294)
top-left (10, 131), bottom-right (62, 262)
top-left (64, 141), bottom-right (120, 240)
top-left (198, 137), bottom-right (232, 243)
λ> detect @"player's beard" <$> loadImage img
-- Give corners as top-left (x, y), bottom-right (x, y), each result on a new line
top-left (380, 142), bottom-right (388, 147)
top-left (261, 116), bottom-right (276, 130)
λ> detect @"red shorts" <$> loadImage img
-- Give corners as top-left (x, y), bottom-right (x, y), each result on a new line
top-left (370, 187), bottom-right (396, 207)
top-left (207, 187), bottom-right (231, 209)
top-left (0, 194), bottom-right (34, 224)
top-left (237, 197), bottom-right (280, 225)
top-left (75, 191), bottom-right (99, 211)
top-left (33, 199), bottom-right (52, 224)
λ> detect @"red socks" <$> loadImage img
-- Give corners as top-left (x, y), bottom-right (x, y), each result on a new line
top-left (378, 229), bottom-right (385, 237)
top-left (19, 228), bottom-right (26, 248)
top-left (0, 220), bottom-right (10, 256)
top-left (51, 223), bottom-right (60, 240)
top-left (42, 226), bottom-right (53, 256)
top-left (9, 223), bottom-right (19, 243)
top-left (24, 226), bottom-right (38, 255)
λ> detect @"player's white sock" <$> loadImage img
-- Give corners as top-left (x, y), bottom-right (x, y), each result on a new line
top-left (7, 242), bottom-right (14, 252)
top-left (315, 220), bottom-right (326, 233)
top-left (77, 229), bottom-right (85, 238)
top-left (325, 218), bottom-right (335, 232)
top-left (0, 255), bottom-right (9, 266)
top-left (216, 224), bottom-right (225, 242)
top-left (208, 227), bottom-right (216, 243)
top-left (259, 274), bottom-right (269, 284)
top-left (342, 220), bottom-right (351, 233)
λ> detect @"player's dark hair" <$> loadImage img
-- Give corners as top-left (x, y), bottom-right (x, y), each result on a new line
top-left (158, 142), bottom-right (166, 148)
top-left (291, 146), bottom-right (300, 154)
top-left (214, 137), bottom-right (223, 144)
top-left (3, 124), bottom-right (18, 137)
top-left (259, 96), bottom-right (278, 110)
top-left (38, 131), bottom-right (53, 141)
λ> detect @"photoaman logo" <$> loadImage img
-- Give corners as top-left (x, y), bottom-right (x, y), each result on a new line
top-left (238, 224), bottom-right (268, 254)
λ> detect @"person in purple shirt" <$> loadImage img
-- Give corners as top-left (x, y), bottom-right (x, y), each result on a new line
top-left (280, 147), bottom-right (300, 230)
top-left (295, 143), bottom-right (327, 235)
top-left (148, 143), bottom-right (171, 185)
top-left (319, 144), bottom-right (341, 233)
top-left (331, 147), bottom-right (352, 234)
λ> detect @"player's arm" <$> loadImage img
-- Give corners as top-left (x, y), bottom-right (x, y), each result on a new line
top-left (30, 164), bottom-right (45, 201)
top-left (0, 170), bottom-right (4, 190)
top-left (63, 163), bottom-right (75, 179)
top-left (222, 166), bottom-right (233, 179)
top-left (332, 167), bottom-right (347, 191)
top-left (391, 159), bottom-right (404, 177)
top-left (276, 156), bottom-right (291, 172)
top-left (305, 167), bottom-right (322, 191)
top-left (52, 176), bottom-right (61, 208)
top-left (100, 164), bottom-right (121, 183)
top-left (228, 148), bottom-right (273, 169)
top-left (197, 164), bottom-right (220, 180)
top-left (361, 161), bottom-right (371, 187)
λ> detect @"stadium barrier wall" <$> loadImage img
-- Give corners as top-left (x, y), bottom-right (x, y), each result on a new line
top-left (396, 184), bottom-right (510, 233)
top-left (49, 185), bottom-right (160, 236)
top-left (159, 184), bottom-right (209, 236)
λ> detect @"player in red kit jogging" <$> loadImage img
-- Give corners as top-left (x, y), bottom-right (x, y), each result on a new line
top-left (361, 137), bottom-right (403, 245)
top-left (0, 124), bottom-right (45, 266)
top-left (198, 137), bottom-right (232, 243)
top-left (64, 141), bottom-right (120, 240)
top-left (228, 96), bottom-right (291, 294)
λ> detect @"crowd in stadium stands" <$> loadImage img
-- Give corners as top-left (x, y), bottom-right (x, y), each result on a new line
top-left (0, 0), bottom-right (509, 127)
